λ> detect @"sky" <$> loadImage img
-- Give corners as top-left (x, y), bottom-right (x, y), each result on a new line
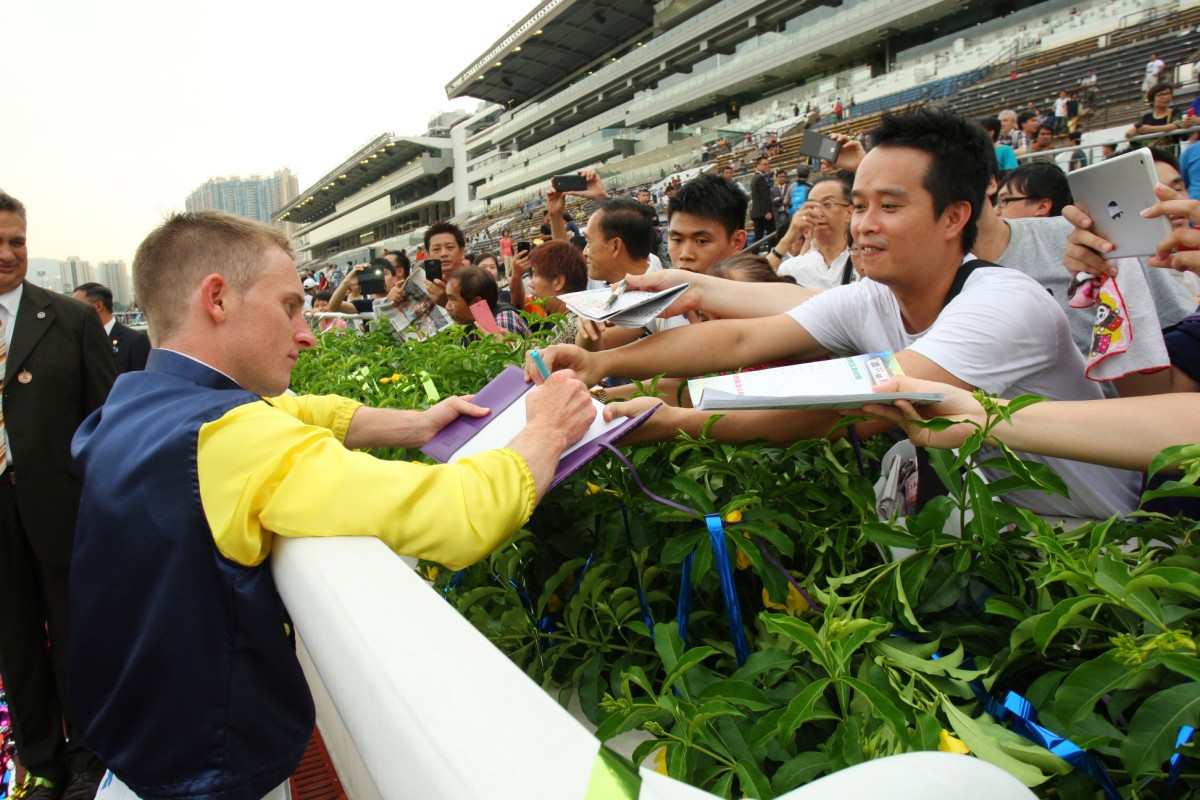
top-left (5, 0), bottom-right (534, 268)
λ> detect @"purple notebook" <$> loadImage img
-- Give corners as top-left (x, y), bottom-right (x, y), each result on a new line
top-left (421, 366), bottom-right (657, 490)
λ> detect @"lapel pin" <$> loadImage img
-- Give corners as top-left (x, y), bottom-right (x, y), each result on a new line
top-left (36, 311), bottom-right (46, 319)
top-left (17, 370), bottom-right (32, 384)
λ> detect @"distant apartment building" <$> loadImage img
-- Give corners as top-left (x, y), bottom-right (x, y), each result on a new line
top-left (186, 168), bottom-right (300, 237)
top-left (96, 260), bottom-right (133, 307)
top-left (60, 256), bottom-right (93, 292)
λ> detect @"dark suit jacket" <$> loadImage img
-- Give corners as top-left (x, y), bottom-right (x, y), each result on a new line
top-left (750, 170), bottom-right (774, 218)
top-left (109, 320), bottom-right (150, 373)
top-left (6, 282), bottom-right (117, 568)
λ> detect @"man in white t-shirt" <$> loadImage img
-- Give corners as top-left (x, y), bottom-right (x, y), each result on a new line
top-left (532, 108), bottom-right (1139, 521)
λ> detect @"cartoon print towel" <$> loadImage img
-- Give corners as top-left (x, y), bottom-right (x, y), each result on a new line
top-left (1068, 257), bottom-right (1169, 381)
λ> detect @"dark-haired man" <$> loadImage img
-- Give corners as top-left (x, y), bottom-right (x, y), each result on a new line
top-left (997, 162), bottom-right (1073, 219)
top-left (423, 221), bottom-right (468, 306)
top-left (73, 282), bottom-right (150, 373)
top-left (532, 108), bottom-right (1140, 522)
top-left (445, 266), bottom-right (529, 337)
top-left (667, 173), bottom-right (748, 274)
top-left (748, 156), bottom-right (774, 251)
top-left (0, 193), bottom-right (115, 799)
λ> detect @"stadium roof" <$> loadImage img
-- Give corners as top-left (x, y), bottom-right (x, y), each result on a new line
top-left (277, 133), bottom-right (449, 226)
top-left (445, 0), bottom-right (656, 106)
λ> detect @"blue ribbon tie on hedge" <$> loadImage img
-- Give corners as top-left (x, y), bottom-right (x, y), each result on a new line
top-left (982, 690), bottom-right (1121, 800)
top-left (600, 443), bottom-right (750, 666)
top-left (705, 514), bottom-right (751, 666)
top-left (1168, 725), bottom-right (1195, 791)
top-left (677, 551), bottom-right (694, 647)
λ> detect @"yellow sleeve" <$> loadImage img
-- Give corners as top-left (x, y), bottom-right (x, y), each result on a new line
top-left (197, 400), bottom-right (537, 571)
top-left (265, 393), bottom-right (361, 442)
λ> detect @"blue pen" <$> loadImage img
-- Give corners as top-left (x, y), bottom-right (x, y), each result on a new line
top-left (530, 349), bottom-right (551, 380)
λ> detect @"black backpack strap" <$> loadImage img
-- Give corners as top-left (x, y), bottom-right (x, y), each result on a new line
top-left (913, 258), bottom-right (1001, 512)
top-left (841, 254), bottom-right (857, 286)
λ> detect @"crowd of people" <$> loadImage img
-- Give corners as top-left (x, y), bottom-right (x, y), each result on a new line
top-left (5, 57), bottom-right (1200, 800)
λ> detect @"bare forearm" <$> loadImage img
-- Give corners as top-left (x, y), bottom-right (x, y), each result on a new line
top-left (505, 427), bottom-right (572, 502)
top-left (612, 316), bottom-right (814, 382)
top-left (622, 405), bottom-right (892, 445)
top-left (344, 406), bottom-right (430, 449)
top-left (694, 276), bottom-right (819, 319)
top-left (988, 395), bottom-right (1200, 471)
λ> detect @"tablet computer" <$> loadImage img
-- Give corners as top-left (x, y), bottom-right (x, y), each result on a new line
top-left (1065, 148), bottom-right (1171, 259)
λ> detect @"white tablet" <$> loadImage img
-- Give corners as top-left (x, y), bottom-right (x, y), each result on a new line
top-left (1066, 148), bottom-right (1171, 259)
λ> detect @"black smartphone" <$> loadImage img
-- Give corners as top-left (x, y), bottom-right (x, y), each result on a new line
top-left (551, 173), bottom-right (588, 192)
top-left (357, 267), bottom-right (386, 296)
top-left (516, 241), bottom-right (532, 254)
top-left (424, 259), bottom-right (443, 282)
top-left (798, 132), bottom-right (842, 163)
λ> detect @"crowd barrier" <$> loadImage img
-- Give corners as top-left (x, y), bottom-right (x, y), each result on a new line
top-left (272, 535), bottom-right (1037, 799)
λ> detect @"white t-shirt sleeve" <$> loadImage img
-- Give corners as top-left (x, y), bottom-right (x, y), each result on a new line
top-left (906, 269), bottom-right (1066, 395)
top-left (785, 282), bottom-right (876, 354)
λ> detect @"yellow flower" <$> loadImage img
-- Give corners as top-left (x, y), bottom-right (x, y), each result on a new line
top-left (378, 376), bottom-right (391, 384)
top-left (586, 482), bottom-right (603, 495)
top-left (421, 565), bottom-right (440, 581)
top-left (391, 373), bottom-right (401, 382)
top-left (762, 582), bottom-right (810, 615)
top-left (653, 748), bottom-right (669, 776)
top-left (724, 509), bottom-right (743, 523)
top-left (546, 593), bottom-right (563, 613)
top-left (938, 729), bottom-right (970, 754)
top-left (735, 548), bottom-right (752, 571)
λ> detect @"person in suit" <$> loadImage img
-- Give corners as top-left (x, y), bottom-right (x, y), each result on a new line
top-left (71, 283), bottom-right (150, 373)
top-left (0, 192), bottom-right (116, 799)
top-left (749, 156), bottom-right (775, 252)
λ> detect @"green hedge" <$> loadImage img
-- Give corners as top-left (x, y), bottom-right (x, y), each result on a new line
top-left (292, 323), bottom-right (1200, 799)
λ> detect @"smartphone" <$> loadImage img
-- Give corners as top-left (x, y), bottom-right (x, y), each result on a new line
top-left (516, 241), bottom-right (532, 254)
top-left (552, 173), bottom-right (588, 192)
top-left (798, 132), bottom-right (842, 163)
top-left (424, 259), bottom-right (443, 282)
top-left (357, 267), bottom-right (386, 296)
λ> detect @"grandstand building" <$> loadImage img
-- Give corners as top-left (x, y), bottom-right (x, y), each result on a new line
top-left (279, 0), bottom-right (1198, 270)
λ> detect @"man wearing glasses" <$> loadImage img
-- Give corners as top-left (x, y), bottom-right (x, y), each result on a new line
top-left (769, 175), bottom-right (856, 288)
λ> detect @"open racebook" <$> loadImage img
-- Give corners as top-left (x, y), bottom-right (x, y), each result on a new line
top-left (557, 283), bottom-right (689, 328)
top-left (421, 366), bottom-right (658, 490)
top-left (687, 352), bottom-right (944, 410)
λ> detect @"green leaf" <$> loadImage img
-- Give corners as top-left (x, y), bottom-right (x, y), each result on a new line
top-left (942, 699), bottom-right (1051, 786)
top-left (762, 614), bottom-right (829, 669)
top-left (776, 678), bottom-right (836, 737)
top-left (771, 752), bottom-right (828, 793)
top-left (1053, 651), bottom-right (1134, 729)
top-left (966, 471), bottom-right (999, 544)
top-left (1120, 681), bottom-right (1200, 779)
top-left (653, 622), bottom-right (685, 673)
top-left (735, 761), bottom-right (774, 800)
top-left (732, 649), bottom-right (795, 683)
top-left (670, 474), bottom-right (714, 515)
top-left (1160, 652), bottom-right (1200, 682)
top-left (661, 646), bottom-right (720, 697)
top-left (843, 675), bottom-right (908, 735)
top-left (698, 679), bottom-right (774, 712)
top-left (1147, 444), bottom-right (1200, 479)
top-left (1126, 566), bottom-right (1200, 600)
top-left (595, 705), bottom-right (665, 741)
top-left (1032, 595), bottom-right (1106, 653)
